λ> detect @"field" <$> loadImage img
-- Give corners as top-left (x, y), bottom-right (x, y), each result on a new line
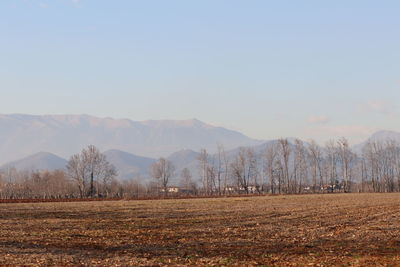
top-left (1, 194), bottom-right (400, 266)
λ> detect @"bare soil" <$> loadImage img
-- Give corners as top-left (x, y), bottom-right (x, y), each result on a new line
top-left (1, 193), bottom-right (400, 266)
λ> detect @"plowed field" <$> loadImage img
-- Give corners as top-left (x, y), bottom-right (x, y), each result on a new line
top-left (1, 194), bottom-right (399, 266)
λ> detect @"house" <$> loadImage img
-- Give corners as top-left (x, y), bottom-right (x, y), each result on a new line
top-left (238, 185), bottom-right (261, 193)
top-left (160, 187), bottom-right (180, 193)
top-left (159, 186), bottom-right (182, 194)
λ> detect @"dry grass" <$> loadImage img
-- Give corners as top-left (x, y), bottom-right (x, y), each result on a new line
top-left (1, 194), bottom-right (400, 266)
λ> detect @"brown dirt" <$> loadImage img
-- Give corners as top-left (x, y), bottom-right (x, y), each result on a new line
top-left (0, 193), bottom-right (400, 266)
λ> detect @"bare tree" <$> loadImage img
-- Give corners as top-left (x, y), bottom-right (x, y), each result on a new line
top-left (278, 138), bottom-right (291, 193)
top-left (198, 149), bottom-right (212, 195)
top-left (179, 168), bottom-right (197, 194)
top-left (275, 160), bottom-right (284, 194)
top-left (385, 139), bottom-right (399, 192)
top-left (221, 145), bottom-right (230, 195)
top-left (337, 137), bottom-right (355, 193)
top-left (362, 139), bottom-right (400, 193)
top-left (66, 154), bottom-right (86, 198)
top-left (325, 140), bottom-right (338, 193)
top-left (215, 144), bottom-right (224, 195)
top-left (231, 147), bottom-right (258, 194)
top-left (67, 145), bottom-right (117, 198)
top-left (151, 158), bottom-right (175, 196)
top-left (363, 141), bottom-right (380, 192)
top-left (360, 157), bottom-right (367, 192)
top-left (293, 139), bottom-right (308, 193)
top-left (264, 142), bottom-right (278, 194)
top-left (308, 139), bottom-right (323, 193)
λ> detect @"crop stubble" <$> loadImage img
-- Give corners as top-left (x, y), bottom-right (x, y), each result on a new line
top-left (0, 194), bottom-right (399, 266)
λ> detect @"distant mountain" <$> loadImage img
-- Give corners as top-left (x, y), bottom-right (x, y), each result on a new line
top-left (353, 130), bottom-right (400, 154)
top-left (1, 152), bottom-right (67, 172)
top-left (167, 149), bottom-right (200, 170)
top-left (104, 150), bottom-right (156, 180)
top-left (367, 130), bottom-right (400, 142)
top-left (0, 114), bottom-right (262, 165)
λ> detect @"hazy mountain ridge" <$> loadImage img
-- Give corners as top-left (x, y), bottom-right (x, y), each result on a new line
top-left (0, 114), bottom-right (262, 165)
top-left (367, 130), bottom-right (400, 142)
top-left (1, 152), bottom-right (67, 172)
top-left (103, 150), bottom-right (156, 180)
top-left (352, 130), bottom-right (400, 154)
top-left (3, 122), bottom-right (400, 183)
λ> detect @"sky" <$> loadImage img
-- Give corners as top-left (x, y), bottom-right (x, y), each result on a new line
top-left (1, 0), bottom-right (400, 145)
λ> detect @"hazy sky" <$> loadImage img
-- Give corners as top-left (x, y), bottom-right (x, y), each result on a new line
top-left (1, 1), bottom-right (399, 144)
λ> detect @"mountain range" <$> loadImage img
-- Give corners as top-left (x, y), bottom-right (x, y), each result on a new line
top-left (1, 114), bottom-right (399, 184)
top-left (0, 114), bottom-right (262, 165)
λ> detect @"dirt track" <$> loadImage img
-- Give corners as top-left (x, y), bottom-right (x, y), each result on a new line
top-left (0, 193), bottom-right (399, 266)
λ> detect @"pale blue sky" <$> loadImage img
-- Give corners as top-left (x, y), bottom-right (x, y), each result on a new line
top-left (1, 0), bottom-right (399, 144)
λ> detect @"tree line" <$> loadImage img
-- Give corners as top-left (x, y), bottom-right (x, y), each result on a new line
top-left (1, 138), bottom-right (400, 199)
